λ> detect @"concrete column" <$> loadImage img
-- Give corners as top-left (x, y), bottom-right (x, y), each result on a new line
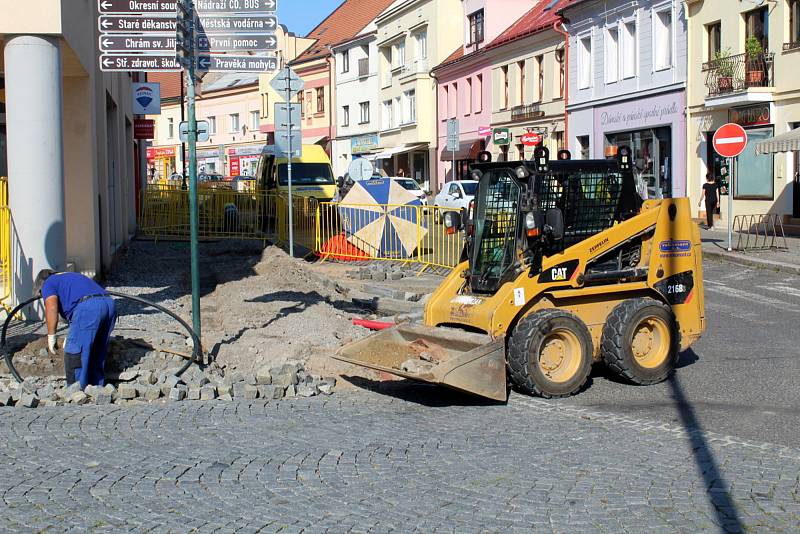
top-left (4, 35), bottom-right (66, 303)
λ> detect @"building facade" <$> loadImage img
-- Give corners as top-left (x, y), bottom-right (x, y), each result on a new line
top-left (373, 0), bottom-right (462, 190)
top-left (686, 0), bottom-right (800, 221)
top-left (486, 0), bottom-right (571, 166)
top-left (565, 0), bottom-right (688, 200)
top-left (1, 0), bottom-right (137, 303)
top-left (431, 0), bottom-right (532, 189)
top-left (331, 24), bottom-right (382, 179)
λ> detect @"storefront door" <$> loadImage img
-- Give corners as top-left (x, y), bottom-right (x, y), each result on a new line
top-left (605, 127), bottom-right (672, 198)
top-left (793, 147), bottom-right (800, 218)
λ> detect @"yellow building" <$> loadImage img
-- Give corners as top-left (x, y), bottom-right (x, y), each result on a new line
top-left (1, 0), bottom-right (137, 305)
top-left (374, 0), bottom-right (462, 189)
top-left (686, 0), bottom-right (800, 223)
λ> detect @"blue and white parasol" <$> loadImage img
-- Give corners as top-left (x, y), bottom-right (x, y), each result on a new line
top-left (339, 178), bottom-right (427, 258)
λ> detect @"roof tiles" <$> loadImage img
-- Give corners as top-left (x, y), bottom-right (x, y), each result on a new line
top-left (485, 0), bottom-right (572, 50)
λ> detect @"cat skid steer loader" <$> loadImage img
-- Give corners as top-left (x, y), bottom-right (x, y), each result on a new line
top-left (334, 147), bottom-right (705, 400)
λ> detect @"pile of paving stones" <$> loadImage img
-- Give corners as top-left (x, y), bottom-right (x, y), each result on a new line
top-left (0, 361), bottom-right (337, 408)
top-left (346, 264), bottom-right (408, 282)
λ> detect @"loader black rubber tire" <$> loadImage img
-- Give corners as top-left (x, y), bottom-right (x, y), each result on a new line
top-left (601, 298), bottom-right (678, 385)
top-left (508, 309), bottom-right (593, 398)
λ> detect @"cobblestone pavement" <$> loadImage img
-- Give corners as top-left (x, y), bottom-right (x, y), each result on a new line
top-left (1, 386), bottom-right (798, 533)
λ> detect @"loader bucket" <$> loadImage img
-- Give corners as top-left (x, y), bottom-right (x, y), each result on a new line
top-left (333, 324), bottom-right (507, 401)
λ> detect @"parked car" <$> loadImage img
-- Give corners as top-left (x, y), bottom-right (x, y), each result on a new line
top-left (432, 180), bottom-right (479, 221)
top-left (388, 177), bottom-right (427, 205)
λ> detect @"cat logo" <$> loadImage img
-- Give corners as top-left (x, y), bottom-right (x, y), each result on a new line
top-left (551, 267), bottom-right (568, 281)
top-left (538, 259), bottom-right (580, 284)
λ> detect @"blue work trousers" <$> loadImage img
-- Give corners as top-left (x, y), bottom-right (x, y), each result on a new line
top-left (64, 297), bottom-right (117, 388)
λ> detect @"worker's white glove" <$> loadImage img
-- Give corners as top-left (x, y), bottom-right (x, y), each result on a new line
top-left (47, 334), bottom-right (58, 355)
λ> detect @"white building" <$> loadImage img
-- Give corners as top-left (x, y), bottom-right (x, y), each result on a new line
top-left (331, 23), bottom-right (382, 179)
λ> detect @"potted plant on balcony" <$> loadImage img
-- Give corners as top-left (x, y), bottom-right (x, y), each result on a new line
top-left (744, 36), bottom-right (765, 85)
top-left (714, 49), bottom-right (735, 93)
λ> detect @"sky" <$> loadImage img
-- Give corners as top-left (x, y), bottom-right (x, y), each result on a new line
top-left (278, 0), bottom-right (344, 36)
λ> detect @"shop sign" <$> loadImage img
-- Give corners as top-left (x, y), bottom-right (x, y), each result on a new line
top-left (197, 146), bottom-right (224, 158)
top-left (478, 126), bottom-right (492, 137)
top-left (134, 118), bottom-right (155, 139)
top-left (227, 145), bottom-right (264, 156)
top-left (520, 132), bottom-right (543, 147)
top-left (351, 133), bottom-right (381, 154)
top-left (132, 83), bottom-right (161, 115)
top-left (729, 104), bottom-right (770, 127)
top-left (492, 128), bottom-right (512, 146)
top-left (596, 92), bottom-right (683, 131)
top-left (229, 157), bottom-right (241, 177)
top-left (146, 146), bottom-right (176, 159)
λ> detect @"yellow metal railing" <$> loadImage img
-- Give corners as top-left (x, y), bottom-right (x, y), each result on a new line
top-left (317, 202), bottom-right (464, 269)
top-left (0, 177), bottom-right (11, 308)
top-left (140, 185), bottom-right (465, 270)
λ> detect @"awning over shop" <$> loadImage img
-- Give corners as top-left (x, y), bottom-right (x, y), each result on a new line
top-left (439, 139), bottom-right (483, 161)
top-left (304, 135), bottom-right (329, 146)
top-left (364, 143), bottom-right (427, 161)
top-left (755, 128), bottom-right (800, 155)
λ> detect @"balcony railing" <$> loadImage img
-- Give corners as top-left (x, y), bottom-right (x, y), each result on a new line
top-left (358, 58), bottom-right (369, 77)
top-left (784, 42), bottom-right (800, 52)
top-left (511, 103), bottom-right (545, 122)
top-left (703, 52), bottom-right (774, 97)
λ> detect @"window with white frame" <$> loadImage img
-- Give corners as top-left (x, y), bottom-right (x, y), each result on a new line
top-left (342, 105), bottom-right (350, 127)
top-left (394, 96), bottom-right (401, 125)
top-left (475, 73), bottom-right (483, 112)
top-left (341, 49), bottom-right (350, 73)
top-left (654, 8), bottom-right (673, 70)
top-left (359, 102), bottom-right (370, 124)
top-left (250, 110), bottom-right (259, 130)
top-left (167, 117), bottom-right (174, 138)
top-left (465, 77), bottom-right (472, 115)
top-left (230, 113), bottom-right (239, 133)
top-left (415, 30), bottom-right (428, 60)
top-left (393, 40), bottom-right (406, 69)
top-left (382, 99), bottom-right (393, 129)
top-left (622, 21), bottom-right (637, 79)
top-left (403, 90), bottom-right (416, 124)
top-left (208, 116), bottom-right (216, 134)
top-left (452, 83), bottom-right (458, 117)
top-left (578, 35), bottom-right (592, 88)
top-left (605, 26), bottom-right (619, 83)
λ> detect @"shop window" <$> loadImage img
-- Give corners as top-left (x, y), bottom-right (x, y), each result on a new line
top-left (707, 22), bottom-right (721, 61)
top-left (654, 9), bottom-right (673, 71)
top-left (734, 127), bottom-right (774, 199)
top-left (605, 127), bottom-right (672, 198)
top-left (605, 26), bottom-right (619, 83)
top-left (577, 135), bottom-right (590, 159)
top-left (578, 36), bottom-right (592, 88)
top-left (744, 6), bottom-right (768, 51)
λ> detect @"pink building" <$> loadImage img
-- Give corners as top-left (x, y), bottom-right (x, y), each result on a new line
top-left (431, 0), bottom-right (532, 190)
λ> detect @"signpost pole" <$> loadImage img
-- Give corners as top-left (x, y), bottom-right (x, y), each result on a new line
top-left (185, 0), bottom-right (202, 351)
top-left (728, 157), bottom-right (734, 251)
top-left (286, 69), bottom-right (294, 258)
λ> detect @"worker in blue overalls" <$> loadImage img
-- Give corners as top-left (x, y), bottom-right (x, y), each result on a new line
top-left (34, 270), bottom-right (117, 389)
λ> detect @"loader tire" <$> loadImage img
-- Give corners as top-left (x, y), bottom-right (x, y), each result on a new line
top-left (601, 298), bottom-right (678, 385)
top-left (508, 309), bottom-right (593, 398)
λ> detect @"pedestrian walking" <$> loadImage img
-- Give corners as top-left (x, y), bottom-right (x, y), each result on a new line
top-left (699, 173), bottom-right (720, 229)
top-left (397, 168), bottom-right (406, 177)
top-left (34, 270), bottom-right (117, 388)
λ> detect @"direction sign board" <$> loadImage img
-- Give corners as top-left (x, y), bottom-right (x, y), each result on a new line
top-left (520, 132), bottom-right (542, 147)
top-left (99, 34), bottom-right (176, 53)
top-left (196, 54), bottom-right (277, 72)
top-left (447, 119), bottom-right (460, 152)
top-left (270, 67), bottom-right (304, 101)
top-left (275, 102), bottom-right (301, 131)
top-left (180, 121), bottom-right (210, 143)
top-left (197, 14), bottom-right (277, 33)
top-left (99, 15), bottom-right (176, 33)
top-left (100, 54), bottom-right (181, 71)
top-left (713, 123), bottom-right (748, 158)
top-left (98, 0), bottom-right (176, 14)
top-left (194, 0), bottom-right (278, 14)
top-left (197, 33), bottom-right (278, 52)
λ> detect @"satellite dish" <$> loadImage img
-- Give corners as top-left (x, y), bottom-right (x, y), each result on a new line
top-left (348, 158), bottom-right (374, 181)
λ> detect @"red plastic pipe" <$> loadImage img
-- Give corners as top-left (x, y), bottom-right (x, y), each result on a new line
top-left (352, 319), bottom-right (395, 331)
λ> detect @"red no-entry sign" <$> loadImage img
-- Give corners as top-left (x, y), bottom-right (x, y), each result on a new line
top-left (713, 123), bottom-right (748, 158)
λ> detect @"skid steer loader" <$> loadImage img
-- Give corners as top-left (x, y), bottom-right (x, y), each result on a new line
top-left (334, 147), bottom-right (705, 400)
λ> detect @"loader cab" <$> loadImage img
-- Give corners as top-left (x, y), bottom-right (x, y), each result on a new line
top-left (461, 148), bottom-right (641, 294)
